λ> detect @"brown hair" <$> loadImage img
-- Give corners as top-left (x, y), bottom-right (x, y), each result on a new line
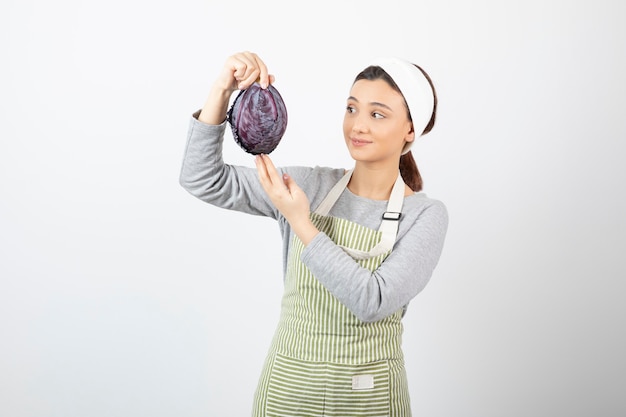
top-left (353, 64), bottom-right (437, 192)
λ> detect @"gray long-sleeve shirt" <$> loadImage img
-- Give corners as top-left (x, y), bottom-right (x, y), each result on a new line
top-left (180, 114), bottom-right (449, 322)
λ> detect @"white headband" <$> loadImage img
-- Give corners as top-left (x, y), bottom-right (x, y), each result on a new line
top-left (370, 57), bottom-right (435, 154)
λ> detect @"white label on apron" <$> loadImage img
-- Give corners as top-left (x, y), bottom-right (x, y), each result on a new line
top-left (352, 374), bottom-right (375, 390)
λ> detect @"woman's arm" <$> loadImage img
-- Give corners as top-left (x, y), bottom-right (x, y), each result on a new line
top-left (197, 51), bottom-right (273, 125)
top-left (254, 154), bottom-right (448, 321)
top-left (301, 201), bottom-right (449, 323)
top-left (179, 52), bottom-right (280, 217)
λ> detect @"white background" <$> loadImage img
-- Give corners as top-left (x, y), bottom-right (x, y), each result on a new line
top-left (2, 0), bottom-right (625, 416)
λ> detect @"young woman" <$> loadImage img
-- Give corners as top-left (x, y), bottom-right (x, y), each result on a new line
top-left (180, 51), bottom-right (448, 417)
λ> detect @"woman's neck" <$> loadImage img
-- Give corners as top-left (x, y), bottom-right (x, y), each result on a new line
top-left (347, 165), bottom-right (400, 200)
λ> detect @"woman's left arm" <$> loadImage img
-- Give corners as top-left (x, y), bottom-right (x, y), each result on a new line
top-left (255, 153), bottom-right (448, 322)
top-left (301, 201), bottom-right (449, 323)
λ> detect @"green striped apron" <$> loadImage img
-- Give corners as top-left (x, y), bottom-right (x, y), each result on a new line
top-left (252, 171), bottom-right (411, 417)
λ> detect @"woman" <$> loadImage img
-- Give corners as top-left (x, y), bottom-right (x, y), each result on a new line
top-left (180, 51), bottom-right (448, 417)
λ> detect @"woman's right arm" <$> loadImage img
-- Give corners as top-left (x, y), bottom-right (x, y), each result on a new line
top-left (197, 51), bottom-right (273, 125)
top-left (179, 52), bottom-right (280, 218)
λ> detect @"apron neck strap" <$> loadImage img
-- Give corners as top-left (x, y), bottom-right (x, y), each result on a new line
top-left (313, 169), bottom-right (406, 260)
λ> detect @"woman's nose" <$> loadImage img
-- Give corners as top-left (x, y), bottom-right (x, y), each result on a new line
top-left (351, 114), bottom-right (368, 133)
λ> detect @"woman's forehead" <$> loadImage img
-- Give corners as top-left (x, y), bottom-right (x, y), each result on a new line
top-left (349, 79), bottom-right (405, 108)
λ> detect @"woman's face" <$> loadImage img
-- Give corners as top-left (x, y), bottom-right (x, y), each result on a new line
top-left (343, 79), bottom-right (414, 166)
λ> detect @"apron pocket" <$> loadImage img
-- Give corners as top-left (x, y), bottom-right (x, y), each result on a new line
top-left (265, 353), bottom-right (390, 417)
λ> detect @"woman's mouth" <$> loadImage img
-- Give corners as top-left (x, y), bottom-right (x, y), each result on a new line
top-left (350, 138), bottom-right (371, 147)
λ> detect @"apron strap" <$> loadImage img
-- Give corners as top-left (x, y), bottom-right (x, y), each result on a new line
top-left (313, 169), bottom-right (405, 260)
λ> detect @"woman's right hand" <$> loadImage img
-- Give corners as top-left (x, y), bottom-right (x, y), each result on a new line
top-left (216, 51), bottom-right (274, 93)
top-left (198, 51), bottom-right (275, 125)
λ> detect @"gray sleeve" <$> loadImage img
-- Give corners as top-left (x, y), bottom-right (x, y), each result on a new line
top-left (300, 200), bottom-right (449, 323)
top-left (179, 113), bottom-right (280, 218)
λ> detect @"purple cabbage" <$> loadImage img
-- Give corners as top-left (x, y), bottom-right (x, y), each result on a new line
top-left (226, 83), bottom-right (288, 155)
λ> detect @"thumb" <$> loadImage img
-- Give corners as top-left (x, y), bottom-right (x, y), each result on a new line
top-left (283, 173), bottom-right (298, 192)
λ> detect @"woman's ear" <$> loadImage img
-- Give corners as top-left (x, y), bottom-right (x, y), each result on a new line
top-left (404, 128), bottom-right (416, 144)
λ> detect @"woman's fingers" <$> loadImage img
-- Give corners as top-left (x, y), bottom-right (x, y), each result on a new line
top-left (231, 51), bottom-right (270, 90)
top-left (255, 154), bottom-right (288, 195)
top-left (217, 51), bottom-right (273, 95)
top-left (255, 154), bottom-right (270, 187)
top-left (247, 52), bottom-right (270, 88)
top-left (261, 154), bottom-right (283, 185)
top-left (255, 154), bottom-right (276, 190)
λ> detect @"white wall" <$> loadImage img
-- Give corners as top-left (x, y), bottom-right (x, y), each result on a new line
top-left (2, 0), bottom-right (625, 416)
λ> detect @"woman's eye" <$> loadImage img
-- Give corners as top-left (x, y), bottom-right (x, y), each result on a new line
top-left (346, 105), bottom-right (355, 113)
top-left (372, 112), bottom-right (384, 119)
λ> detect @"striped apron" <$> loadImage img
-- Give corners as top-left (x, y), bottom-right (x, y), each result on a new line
top-left (252, 171), bottom-right (411, 417)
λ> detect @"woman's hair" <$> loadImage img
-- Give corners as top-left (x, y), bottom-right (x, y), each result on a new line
top-left (353, 65), bottom-right (437, 192)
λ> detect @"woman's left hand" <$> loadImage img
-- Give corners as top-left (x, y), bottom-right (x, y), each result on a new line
top-left (255, 154), bottom-right (319, 245)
